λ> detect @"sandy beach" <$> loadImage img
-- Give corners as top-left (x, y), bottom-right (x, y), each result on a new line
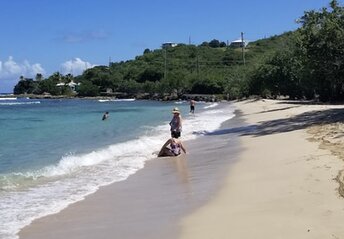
top-left (18, 103), bottom-right (243, 239)
top-left (179, 99), bottom-right (344, 239)
top-left (19, 99), bottom-right (344, 239)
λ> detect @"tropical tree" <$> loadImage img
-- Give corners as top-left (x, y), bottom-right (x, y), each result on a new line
top-left (297, 0), bottom-right (344, 101)
top-left (209, 39), bottom-right (221, 48)
top-left (39, 79), bottom-right (60, 95)
top-left (77, 81), bottom-right (99, 96)
top-left (13, 77), bottom-right (39, 94)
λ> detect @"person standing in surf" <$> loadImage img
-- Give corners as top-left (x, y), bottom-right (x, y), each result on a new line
top-left (102, 112), bottom-right (109, 120)
top-left (190, 98), bottom-right (195, 114)
top-left (169, 107), bottom-right (182, 138)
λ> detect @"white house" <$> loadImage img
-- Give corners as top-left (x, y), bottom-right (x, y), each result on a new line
top-left (162, 42), bottom-right (178, 49)
top-left (230, 39), bottom-right (249, 48)
top-left (68, 80), bottom-right (80, 92)
top-left (56, 80), bottom-right (80, 92)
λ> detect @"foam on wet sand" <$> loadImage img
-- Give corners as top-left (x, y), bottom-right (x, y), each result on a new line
top-left (19, 99), bottom-right (344, 239)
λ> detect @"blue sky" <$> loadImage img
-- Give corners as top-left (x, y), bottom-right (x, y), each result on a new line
top-left (0, 0), bottom-right (334, 92)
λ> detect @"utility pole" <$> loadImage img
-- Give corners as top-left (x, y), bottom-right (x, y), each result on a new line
top-left (197, 55), bottom-right (200, 81)
top-left (164, 49), bottom-right (167, 80)
top-left (108, 56), bottom-right (112, 76)
top-left (194, 47), bottom-right (200, 80)
top-left (241, 32), bottom-right (246, 65)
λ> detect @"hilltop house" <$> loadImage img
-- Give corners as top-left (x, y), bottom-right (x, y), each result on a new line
top-left (230, 39), bottom-right (249, 48)
top-left (162, 42), bottom-right (178, 49)
top-left (56, 80), bottom-right (80, 92)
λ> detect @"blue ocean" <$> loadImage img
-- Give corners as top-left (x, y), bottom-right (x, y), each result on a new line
top-left (0, 97), bottom-right (235, 239)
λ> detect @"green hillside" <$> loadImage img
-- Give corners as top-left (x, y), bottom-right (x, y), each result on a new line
top-left (14, 0), bottom-right (344, 102)
top-left (75, 31), bottom-right (294, 98)
top-left (15, 34), bottom-right (289, 99)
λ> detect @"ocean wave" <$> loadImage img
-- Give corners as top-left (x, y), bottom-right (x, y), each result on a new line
top-left (203, 102), bottom-right (218, 109)
top-left (0, 97), bottom-right (17, 101)
top-left (98, 99), bottom-right (135, 102)
top-left (1, 133), bottom-right (167, 190)
top-left (0, 101), bottom-right (41, 106)
top-left (0, 102), bottom-right (236, 239)
top-left (0, 137), bottom-right (159, 238)
top-left (174, 101), bottom-right (186, 104)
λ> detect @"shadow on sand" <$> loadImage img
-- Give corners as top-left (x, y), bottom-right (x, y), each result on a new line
top-left (194, 108), bottom-right (344, 138)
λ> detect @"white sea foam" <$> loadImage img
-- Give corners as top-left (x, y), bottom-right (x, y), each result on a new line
top-left (0, 102), bottom-right (235, 239)
top-left (98, 98), bottom-right (135, 102)
top-left (0, 97), bottom-right (17, 100)
top-left (0, 101), bottom-right (40, 106)
top-left (174, 100), bottom-right (186, 104)
top-left (113, 98), bottom-right (135, 102)
top-left (203, 102), bottom-right (218, 109)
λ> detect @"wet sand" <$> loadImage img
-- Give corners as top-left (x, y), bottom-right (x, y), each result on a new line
top-left (19, 99), bottom-right (344, 239)
top-left (19, 105), bottom-right (244, 239)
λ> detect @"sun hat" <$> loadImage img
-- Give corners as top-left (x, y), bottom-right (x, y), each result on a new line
top-left (172, 107), bottom-right (180, 114)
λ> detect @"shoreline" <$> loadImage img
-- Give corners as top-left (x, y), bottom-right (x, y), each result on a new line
top-left (179, 99), bottom-right (344, 238)
top-left (18, 103), bottom-right (243, 239)
top-left (2, 93), bottom-right (223, 102)
top-left (18, 99), bottom-right (344, 239)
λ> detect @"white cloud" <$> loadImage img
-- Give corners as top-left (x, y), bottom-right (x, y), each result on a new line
top-left (0, 57), bottom-right (96, 92)
top-left (0, 56), bottom-right (46, 93)
top-left (0, 56), bottom-right (45, 78)
top-left (60, 58), bottom-right (96, 75)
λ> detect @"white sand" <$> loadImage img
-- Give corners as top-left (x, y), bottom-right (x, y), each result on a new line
top-left (179, 99), bottom-right (344, 239)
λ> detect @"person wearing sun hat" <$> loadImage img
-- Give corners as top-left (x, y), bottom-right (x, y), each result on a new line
top-left (169, 107), bottom-right (182, 138)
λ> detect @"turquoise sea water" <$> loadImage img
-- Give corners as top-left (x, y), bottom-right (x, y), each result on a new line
top-left (0, 97), bottom-right (235, 239)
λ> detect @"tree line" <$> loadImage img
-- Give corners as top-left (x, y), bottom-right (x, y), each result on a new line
top-left (249, 0), bottom-right (344, 101)
top-left (14, 0), bottom-right (344, 102)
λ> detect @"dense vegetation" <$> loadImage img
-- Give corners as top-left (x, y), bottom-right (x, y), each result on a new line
top-left (249, 0), bottom-right (344, 101)
top-left (14, 0), bottom-right (344, 102)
